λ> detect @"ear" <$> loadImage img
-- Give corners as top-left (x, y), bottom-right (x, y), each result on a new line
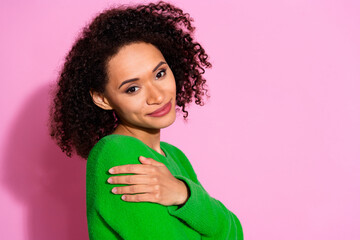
top-left (89, 90), bottom-right (113, 110)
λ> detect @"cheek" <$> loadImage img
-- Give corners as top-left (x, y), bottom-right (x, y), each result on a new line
top-left (121, 100), bottom-right (144, 114)
top-left (112, 98), bottom-right (143, 119)
top-left (167, 76), bottom-right (177, 94)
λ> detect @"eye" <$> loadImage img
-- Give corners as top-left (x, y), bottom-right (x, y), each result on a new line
top-left (125, 86), bottom-right (139, 94)
top-left (155, 69), bottom-right (166, 79)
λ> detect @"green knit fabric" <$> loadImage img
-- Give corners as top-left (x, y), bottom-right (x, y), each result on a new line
top-left (86, 134), bottom-right (244, 239)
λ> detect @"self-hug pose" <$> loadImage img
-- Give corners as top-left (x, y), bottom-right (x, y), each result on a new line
top-left (49, 1), bottom-right (243, 239)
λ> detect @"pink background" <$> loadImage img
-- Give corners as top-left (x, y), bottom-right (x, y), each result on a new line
top-left (1, 0), bottom-right (359, 239)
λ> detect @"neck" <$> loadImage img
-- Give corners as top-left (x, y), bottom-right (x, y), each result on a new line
top-left (113, 124), bottom-right (163, 155)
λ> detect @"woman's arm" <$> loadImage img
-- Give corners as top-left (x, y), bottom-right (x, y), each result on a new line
top-left (86, 137), bottom-right (200, 239)
top-left (165, 144), bottom-right (244, 239)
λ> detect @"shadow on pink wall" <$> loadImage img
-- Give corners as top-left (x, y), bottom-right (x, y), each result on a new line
top-left (2, 84), bottom-right (89, 239)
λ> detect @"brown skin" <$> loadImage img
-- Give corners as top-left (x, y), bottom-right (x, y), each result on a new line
top-left (90, 42), bottom-right (189, 206)
top-left (108, 156), bottom-right (189, 206)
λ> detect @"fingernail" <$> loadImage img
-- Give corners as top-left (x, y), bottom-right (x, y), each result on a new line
top-left (112, 188), bottom-right (117, 193)
top-left (107, 178), bottom-right (113, 183)
top-left (109, 168), bottom-right (114, 174)
top-left (122, 195), bottom-right (126, 200)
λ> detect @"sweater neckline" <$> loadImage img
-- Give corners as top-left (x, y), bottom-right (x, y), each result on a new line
top-left (108, 134), bottom-right (168, 158)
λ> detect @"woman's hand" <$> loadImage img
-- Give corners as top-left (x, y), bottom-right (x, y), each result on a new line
top-left (107, 156), bottom-right (189, 207)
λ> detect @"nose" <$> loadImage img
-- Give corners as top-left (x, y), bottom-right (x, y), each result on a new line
top-left (146, 83), bottom-right (164, 105)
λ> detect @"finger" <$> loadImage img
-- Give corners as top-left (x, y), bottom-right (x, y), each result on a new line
top-left (108, 174), bottom-right (159, 185)
top-left (111, 184), bottom-right (157, 195)
top-left (109, 164), bottom-right (153, 174)
top-left (121, 192), bottom-right (159, 203)
top-left (139, 156), bottom-right (165, 166)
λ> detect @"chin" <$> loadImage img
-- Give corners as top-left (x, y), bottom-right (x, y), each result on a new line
top-left (147, 111), bottom-right (176, 129)
top-left (162, 115), bottom-right (176, 129)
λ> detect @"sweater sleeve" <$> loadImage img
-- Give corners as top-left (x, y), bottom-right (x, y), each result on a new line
top-left (166, 146), bottom-right (244, 239)
top-left (86, 137), bottom-right (197, 240)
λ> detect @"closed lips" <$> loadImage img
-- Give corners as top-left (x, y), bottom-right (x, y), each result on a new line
top-left (148, 101), bottom-right (171, 115)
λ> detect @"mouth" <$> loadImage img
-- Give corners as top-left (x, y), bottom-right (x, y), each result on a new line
top-left (147, 100), bottom-right (172, 117)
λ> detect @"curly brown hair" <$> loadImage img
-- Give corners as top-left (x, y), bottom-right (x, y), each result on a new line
top-left (49, 1), bottom-right (212, 159)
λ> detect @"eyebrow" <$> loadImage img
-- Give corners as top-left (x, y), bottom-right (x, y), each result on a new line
top-left (118, 61), bottom-right (167, 89)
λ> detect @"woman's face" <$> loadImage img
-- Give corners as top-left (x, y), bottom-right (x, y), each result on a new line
top-left (98, 42), bottom-right (177, 132)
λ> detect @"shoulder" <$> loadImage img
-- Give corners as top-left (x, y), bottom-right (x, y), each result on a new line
top-left (89, 135), bottom-right (147, 157)
top-left (87, 134), bottom-right (152, 169)
top-left (161, 141), bottom-right (187, 157)
top-left (98, 134), bottom-right (146, 147)
top-left (160, 141), bottom-right (192, 166)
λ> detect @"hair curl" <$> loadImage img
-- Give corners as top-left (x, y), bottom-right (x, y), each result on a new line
top-left (49, 1), bottom-right (212, 159)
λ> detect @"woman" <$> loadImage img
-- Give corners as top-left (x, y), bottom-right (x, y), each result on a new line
top-left (49, 1), bottom-right (243, 239)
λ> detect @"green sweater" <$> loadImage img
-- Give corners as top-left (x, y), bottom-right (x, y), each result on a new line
top-left (86, 134), bottom-right (243, 239)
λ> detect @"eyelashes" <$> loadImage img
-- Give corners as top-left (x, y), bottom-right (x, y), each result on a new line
top-left (125, 86), bottom-right (139, 94)
top-left (155, 69), bottom-right (167, 79)
top-left (125, 68), bottom-right (167, 94)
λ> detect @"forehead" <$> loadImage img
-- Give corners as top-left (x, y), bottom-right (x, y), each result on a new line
top-left (107, 42), bottom-right (165, 81)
